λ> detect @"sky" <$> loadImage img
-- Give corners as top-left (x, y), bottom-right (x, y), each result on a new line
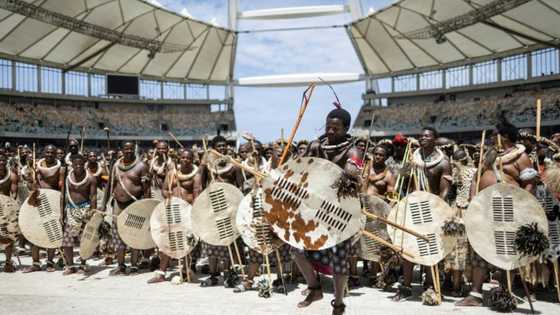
top-left (149, 0), bottom-right (396, 142)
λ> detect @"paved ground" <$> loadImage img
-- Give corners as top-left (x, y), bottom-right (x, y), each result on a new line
top-left (0, 254), bottom-right (558, 315)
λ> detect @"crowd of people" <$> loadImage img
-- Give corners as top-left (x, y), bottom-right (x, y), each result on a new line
top-left (362, 88), bottom-right (560, 133)
top-left (0, 98), bottom-right (233, 138)
top-left (1, 105), bottom-right (560, 315)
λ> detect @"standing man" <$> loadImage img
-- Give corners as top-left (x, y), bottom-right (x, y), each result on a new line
top-left (364, 145), bottom-right (396, 199)
top-left (359, 144), bottom-right (396, 286)
top-left (61, 154), bottom-right (97, 275)
top-left (198, 135), bottom-right (244, 286)
top-left (64, 139), bottom-right (81, 166)
top-left (456, 116), bottom-right (536, 307)
top-left (392, 127), bottom-right (451, 301)
top-left (148, 149), bottom-right (201, 283)
top-left (23, 145), bottom-right (64, 273)
top-left (0, 151), bottom-right (19, 272)
top-left (149, 141), bottom-right (172, 199)
top-left (444, 149), bottom-right (476, 296)
top-left (294, 106), bottom-right (362, 315)
top-left (100, 142), bottom-right (150, 275)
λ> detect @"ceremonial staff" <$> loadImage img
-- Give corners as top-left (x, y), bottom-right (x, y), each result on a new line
top-left (278, 83), bottom-right (315, 165)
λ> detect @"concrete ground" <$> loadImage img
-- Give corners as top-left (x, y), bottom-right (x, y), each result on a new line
top-left (0, 254), bottom-right (558, 315)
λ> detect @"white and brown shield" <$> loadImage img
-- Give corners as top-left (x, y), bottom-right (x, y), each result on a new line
top-left (236, 188), bottom-right (284, 256)
top-left (19, 189), bottom-right (63, 249)
top-left (465, 183), bottom-right (548, 270)
top-left (261, 157), bottom-right (362, 251)
top-left (191, 182), bottom-right (242, 246)
top-left (116, 198), bottom-right (159, 250)
top-left (151, 197), bottom-right (198, 259)
top-left (387, 191), bottom-right (456, 266)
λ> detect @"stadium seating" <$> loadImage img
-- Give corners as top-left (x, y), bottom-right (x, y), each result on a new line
top-left (359, 88), bottom-right (560, 133)
top-left (0, 97), bottom-right (234, 138)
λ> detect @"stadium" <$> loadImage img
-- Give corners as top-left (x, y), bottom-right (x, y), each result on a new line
top-left (1, 1), bottom-right (560, 315)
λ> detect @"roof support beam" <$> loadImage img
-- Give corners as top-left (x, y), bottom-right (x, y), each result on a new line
top-left (482, 20), bottom-right (560, 49)
top-left (64, 42), bottom-right (116, 73)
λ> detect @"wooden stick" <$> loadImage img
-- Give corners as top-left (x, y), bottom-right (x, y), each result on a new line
top-left (185, 256), bottom-right (192, 283)
top-left (177, 256), bottom-right (185, 284)
top-left (362, 209), bottom-right (429, 241)
top-left (475, 130), bottom-right (486, 194)
top-left (278, 83), bottom-right (316, 165)
top-left (263, 252), bottom-right (273, 296)
top-left (168, 131), bottom-right (184, 149)
top-left (80, 126), bottom-right (85, 154)
top-left (506, 270), bottom-right (513, 293)
top-left (536, 98), bottom-right (542, 140)
top-left (435, 264), bottom-right (442, 304)
top-left (275, 249), bottom-right (288, 296)
top-left (519, 269), bottom-right (535, 314)
top-left (360, 230), bottom-right (415, 260)
top-left (209, 149), bottom-right (266, 179)
top-left (232, 241), bottom-right (246, 278)
top-left (431, 265), bottom-right (442, 304)
top-left (553, 260), bottom-right (560, 303)
top-left (227, 245), bottom-right (236, 271)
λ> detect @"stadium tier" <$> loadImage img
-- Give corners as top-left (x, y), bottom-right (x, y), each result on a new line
top-left (0, 93), bottom-right (235, 147)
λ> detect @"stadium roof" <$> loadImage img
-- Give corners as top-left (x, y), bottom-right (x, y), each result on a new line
top-left (348, 0), bottom-right (560, 78)
top-left (0, 0), bottom-right (236, 84)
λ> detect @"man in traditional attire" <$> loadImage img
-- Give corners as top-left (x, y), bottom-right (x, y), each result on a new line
top-left (64, 139), bottom-right (80, 166)
top-left (100, 142), bottom-right (150, 275)
top-left (0, 151), bottom-right (19, 272)
top-left (296, 140), bottom-right (309, 158)
top-left (61, 154), bottom-right (97, 275)
top-left (199, 135), bottom-right (244, 286)
top-left (147, 149), bottom-right (201, 283)
top-left (149, 141), bottom-right (173, 200)
top-left (392, 127), bottom-right (451, 301)
top-left (456, 115), bottom-right (536, 306)
top-left (23, 145), bottom-right (64, 272)
top-left (358, 144), bottom-right (396, 286)
top-left (443, 149), bottom-right (476, 296)
top-left (294, 106), bottom-right (362, 315)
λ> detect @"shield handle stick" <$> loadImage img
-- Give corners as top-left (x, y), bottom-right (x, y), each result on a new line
top-left (360, 230), bottom-right (415, 260)
top-left (361, 209), bottom-right (429, 241)
top-left (232, 240), bottom-right (246, 278)
top-left (274, 249), bottom-right (288, 295)
top-left (519, 269), bottom-right (535, 314)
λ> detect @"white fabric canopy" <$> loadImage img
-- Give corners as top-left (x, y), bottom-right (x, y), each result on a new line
top-left (348, 0), bottom-right (560, 77)
top-left (0, 0), bottom-right (236, 84)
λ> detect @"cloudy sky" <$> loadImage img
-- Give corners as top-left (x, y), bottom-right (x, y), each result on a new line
top-left (150, 0), bottom-right (395, 142)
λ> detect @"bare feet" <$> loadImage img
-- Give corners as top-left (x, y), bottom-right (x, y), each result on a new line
top-left (455, 295), bottom-right (483, 307)
top-left (3, 261), bottom-right (16, 273)
top-left (46, 261), bottom-right (56, 272)
top-left (22, 264), bottom-right (41, 273)
top-left (297, 286), bottom-right (323, 308)
top-left (110, 264), bottom-right (128, 276)
top-left (331, 300), bottom-right (346, 315)
top-left (63, 267), bottom-right (76, 276)
top-left (391, 285), bottom-right (412, 302)
top-left (147, 273), bottom-right (166, 284)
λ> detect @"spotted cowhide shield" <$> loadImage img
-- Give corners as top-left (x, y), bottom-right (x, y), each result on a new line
top-left (261, 157), bottom-right (362, 251)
